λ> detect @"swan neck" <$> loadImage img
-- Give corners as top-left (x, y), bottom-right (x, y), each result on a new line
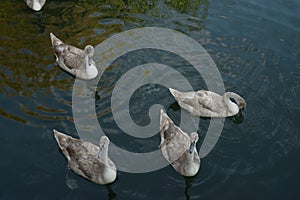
top-left (223, 92), bottom-right (239, 114)
top-left (99, 146), bottom-right (109, 165)
top-left (186, 151), bottom-right (194, 165)
top-left (84, 57), bottom-right (97, 78)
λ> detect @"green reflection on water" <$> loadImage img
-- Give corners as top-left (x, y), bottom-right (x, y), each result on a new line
top-left (0, 0), bottom-right (209, 124)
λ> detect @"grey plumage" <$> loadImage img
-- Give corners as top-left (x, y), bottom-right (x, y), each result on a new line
top-left (50, 33), bottom-right (98, 80)
top-left (160, 110), bottom-right (200, 177)
top-left (53, 129), bottom-right (116, 185)
top-left (169, 88), bottom-right (246, 117)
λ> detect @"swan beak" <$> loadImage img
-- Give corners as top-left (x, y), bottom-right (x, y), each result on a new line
top-left (97, 146), bottom-right (103, 159)
top-left (189, 141), bottom-right (195, 154)
top-left (85, 56), bottom-right (92, 67)
top-left (239, 102), bottom-right (247, 111)
top-left (88, 57), bottom-right (92, 66)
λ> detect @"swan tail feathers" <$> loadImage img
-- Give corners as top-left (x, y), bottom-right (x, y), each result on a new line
top-left (50, 33), bottom-right (63, 48)
top-left (53, 129), bottom-right (70, 150)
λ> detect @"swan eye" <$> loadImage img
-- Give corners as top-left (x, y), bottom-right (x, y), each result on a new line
top-left (230, 98), bottom-right (237, 104)
top-left (189, 141), bottom-right (195, 154)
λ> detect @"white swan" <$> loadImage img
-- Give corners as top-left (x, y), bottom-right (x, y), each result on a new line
top-left (25, 0), bottom-right (46, 11)
top-left (169, 88), bottom-right (246, 117)
top-left (50, 33), bottom-right (98, 80)
top-left (53, 129), bottom-right (116, 185)
top-left (160, 110), bottom-right (200, 177)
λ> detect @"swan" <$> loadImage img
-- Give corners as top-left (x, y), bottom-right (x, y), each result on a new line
top-left (25, 0), bottom-right (46, 11)
top-left (159, 110), bottom-right (200, 177)
top-left (50, 33), bottom-right (98, 80)
top-left (169, 88), bottom-right (246, 117)
top-left (53, 129), bottom-right (117, 185)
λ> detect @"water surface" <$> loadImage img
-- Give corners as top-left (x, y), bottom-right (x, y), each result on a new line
top-left (0, 0), bottom-right (300, 199)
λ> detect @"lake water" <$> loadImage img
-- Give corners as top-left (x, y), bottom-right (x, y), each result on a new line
top-left (1, 0), bottom-right (300, 199)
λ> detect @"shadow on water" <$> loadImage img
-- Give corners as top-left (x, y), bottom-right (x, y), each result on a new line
top-left (106, 184), bottom-right (117, 200)
top-left (184, 176), bottom-right (194, 200)
top-left (231, 110), bottom-right (245, 124)
top-left (63, 164), bottom-right (118, 199)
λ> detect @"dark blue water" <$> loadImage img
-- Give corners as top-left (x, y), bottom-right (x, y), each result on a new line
top-left (1, 0), bottom-right (300, 199)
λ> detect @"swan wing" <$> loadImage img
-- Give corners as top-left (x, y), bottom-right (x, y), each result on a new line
top-left (75, 154), bottom-right (102, 181)
top-left (194, 90), bottom-right (225, 116)
top-left (65, 140), bottom-right (105, 181)
top-left (50, 33), bottom-right (84, 70)
top-left (58, 45), bottom-right (84, 69)
top-left (160, 110), bottom-right (190, 163)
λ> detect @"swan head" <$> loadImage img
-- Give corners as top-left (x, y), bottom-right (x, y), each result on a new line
top-left (160, 109), bottom-right (170, 132)
top-left (235, 96), bottom-right (247, 111)
top-left (84, 52), bottom-right (98, 79)
top-left (26, 0), bottom-right (46, 11)
top-left (84, 45), bottom-right (94, 57)
top-left (98, 136), bottom-right (110, 159)
top-left (189, 132), bottom-right (199, 154)
top-left (225, 92), bottom-right (247, 111)
top-left (84, 54), bottom-right (96, 69)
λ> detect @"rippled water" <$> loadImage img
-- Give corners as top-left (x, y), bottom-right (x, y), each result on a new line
top-left (1, 0), bottom-right (300, 199)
